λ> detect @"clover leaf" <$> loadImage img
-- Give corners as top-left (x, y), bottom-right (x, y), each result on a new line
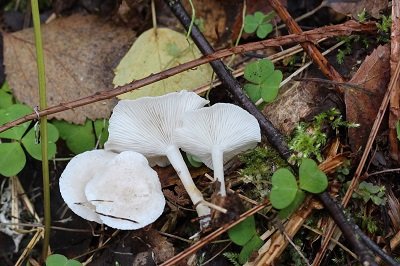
top-left (21, 123), bottom-right (59, 160)
top-left (0, 104), bottom-right (32, 140)
top-left (53, 119), bottom-right (108, 154)
top-left (228, 216), bottom-right (257, 246)
top-left (0, 143), bottom-right (26, 176)
top-left (0, 82), bottom-right (13, 109)
top-left (278, 190), bottom-right (306, 219)
top-left (244, 59), bottom-right (282, 103)
top-left (299, 158), bottom-right (328, 193)
top-left (0, 104), bottom-right (59, 176)
top-left (46, 254), bottom-right (82, 266)
top-left (228, 216), bottom-right (264, 264)
top-left (244, 11), bottom-right (274, 39)
top-left (239, 235), bottom-right (263, 264)
top-left (270, 168), bottom-right (298, 209)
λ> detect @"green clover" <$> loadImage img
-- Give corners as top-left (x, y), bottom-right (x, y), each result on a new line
top-left (244, 11), bottom-right (274, 39)
top-left (244, 59), bottom-right (282, 103)
top-left (0, 104), bottom-right (59, 176)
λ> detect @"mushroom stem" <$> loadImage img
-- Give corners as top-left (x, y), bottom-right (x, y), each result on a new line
top-left (212, 147), bottom-right (226, 196)
top-left (165, 145), bottom-right (210, 218)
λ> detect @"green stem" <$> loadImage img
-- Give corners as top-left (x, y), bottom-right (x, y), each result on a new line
top-left (30, 0), bottom-right (50, 260)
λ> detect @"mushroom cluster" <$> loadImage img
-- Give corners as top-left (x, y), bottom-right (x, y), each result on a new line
top-left (59, 90), bottom-right (261, 230)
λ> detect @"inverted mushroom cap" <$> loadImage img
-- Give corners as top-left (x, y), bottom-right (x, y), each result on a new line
top-left (174, 103), bottom-right (261, 168)
top-left (104, 90), bottom-right (209, 161)
top-left (85, 151), bottom-right (165, 230)
top-left (59, 150), bottom-right (116, 223)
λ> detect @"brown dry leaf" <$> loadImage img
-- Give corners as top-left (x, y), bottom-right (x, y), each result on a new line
top-left (345, 45), bottom-right (390, 151)
top-left (4, 14), bottom-right (136, 124)
top-left (326, 0), bottom-right (388, 19)
top-left (262, 81), bottom-right (337, 135)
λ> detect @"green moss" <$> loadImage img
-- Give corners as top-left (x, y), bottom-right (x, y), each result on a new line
top-left (238, 146), bottom-right (287, 199)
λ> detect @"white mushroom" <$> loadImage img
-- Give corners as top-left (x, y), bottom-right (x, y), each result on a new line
top-left (174, 103), bottom-right (261, 196)
top-left (59, 149), bottom-right (116, 223)
top-left (104, 91), bottom-right (211, 220)
top-left (85, 151), bottom-right (165, 230)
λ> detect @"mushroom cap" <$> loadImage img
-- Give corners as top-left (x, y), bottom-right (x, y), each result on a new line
top-left (104, 91), bottom-right (209, 163)
top-left (85, 151), bottom-right (165, 230)
top-left (59, 149), bottom-right (116, 223)
top-left (174, 103), bottom-right (261, 168)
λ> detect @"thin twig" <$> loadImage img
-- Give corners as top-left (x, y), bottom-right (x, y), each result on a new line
top-left (267, 0), bottom-right (345, 83)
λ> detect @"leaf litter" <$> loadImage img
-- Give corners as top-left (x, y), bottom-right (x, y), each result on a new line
top-left (4, 14), bottom-right (136, 124)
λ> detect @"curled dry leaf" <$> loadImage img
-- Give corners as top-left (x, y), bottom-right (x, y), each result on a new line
top-left (345, 45), bottom-right (390, 151)
top-left (4, 14), bottom-right (136, 124)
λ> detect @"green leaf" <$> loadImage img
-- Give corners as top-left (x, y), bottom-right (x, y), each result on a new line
top-left (0, 90), bottom-right (13, 109)
top-left (21, 123), bottom-right (59, 160)
top-left (0, 81), bottom-right (12, 93)
top-left (238, 235), bottom-right (263, 264)
top-left (396, 120), bottom-right (400, 141)
top-left (253, 11), bottom-right (266, 23)
top-left (244, 83), bottom-right (262, 102)
top-left (186, 153), bottom-right (203, 168)
top-left (256, 24), bottom-right (273, 39)
top-left (244, 15), bottom-right (259, 33)
top-left (270, 168), bottom-right (298, 209)
top-left (65, 260), bottom-right (82, 266)
top-left (299, 158), bottom-right (328, 193)
top-left (53, 120), bottom-right (95, 154)
top-left (260, 70), bottom-right (282, 102)
top-left (0, 142), bottom-right (26, 177)
top-left (244, 59), bottom-right (281, 103)
top-left (228, 216), bottom-right (257, 246)
top-left (93, 119), bottom-right (109, 147)
top-left (0, 104), bottom-right (32, 140)
top-left (278, 190), bottom-right (306, 219)
top-left (46, 254), bottom-right (82, 266)
top-left (113, 28), bottom-right (212, 99)
top-left (46, 254), bottom-right (68, 266)
top-left (244, 60), bottom-right (274, 84)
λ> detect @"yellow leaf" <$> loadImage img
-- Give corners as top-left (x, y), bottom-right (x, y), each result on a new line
top-left (114, 28), bottom-right (213, 99)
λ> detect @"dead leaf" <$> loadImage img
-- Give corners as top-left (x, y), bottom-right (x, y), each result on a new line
top-left (136, 229), bottom-right (175, 263)
top-left (326, 0), bottom-right (387, 19)
top-left (345, 45), bottom-right (390, 151)
top-left (262, 81), bottom-right (338, 135)
top-left (114, 28), bottom-right (213, 99)
top-left (4, 14), bottom-right (136, 124)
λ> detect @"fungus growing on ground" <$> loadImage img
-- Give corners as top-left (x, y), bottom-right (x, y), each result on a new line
top-left (85, 151), bottom-right (165, 230)
top-left (174, 103), bottom-right (261, 196)
top-left (59, 150), bottom-right (165, 230)
top-left (104, 91), bottom-right (211, 221)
